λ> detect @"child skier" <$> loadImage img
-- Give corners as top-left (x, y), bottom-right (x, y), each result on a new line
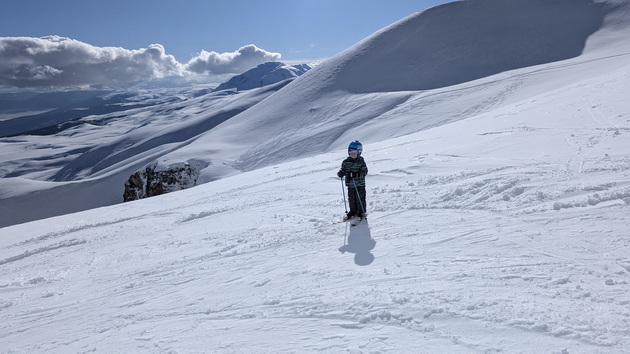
top-left (337, 140), bottom-right (368, 220)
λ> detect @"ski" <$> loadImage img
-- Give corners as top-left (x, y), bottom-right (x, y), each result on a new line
top-left (333, 216), bottom-right (359, 225)
top-left (350, 215), bottom-right (366, 226)
top-left (333, 213), bottom-right (367, 225)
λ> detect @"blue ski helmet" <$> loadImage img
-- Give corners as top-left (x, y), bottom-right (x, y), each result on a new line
top-left (348, 140), bottom-right (363, 155)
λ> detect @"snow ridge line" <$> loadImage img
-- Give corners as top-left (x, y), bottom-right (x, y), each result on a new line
top-left (9, 215), bottom-right (171, 248)
top-left (0, 239), bottom-right (87, 266)
top-left (178, 208), bottom-right (229, 223)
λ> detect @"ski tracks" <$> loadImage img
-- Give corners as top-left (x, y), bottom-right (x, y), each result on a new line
top-left (354, 148), bottom-right (630, 350)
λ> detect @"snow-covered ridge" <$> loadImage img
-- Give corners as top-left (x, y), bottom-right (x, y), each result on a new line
top-left (0, 60), bottom-right (310, 139)
top-left (331, 0), bottom-right (606, 93)
top-left (0, 86), bottom-right (215, 137)
top-left (214, 62), bottom-right (311, 92)
top-left (1, 0), bottom-right (630, 228)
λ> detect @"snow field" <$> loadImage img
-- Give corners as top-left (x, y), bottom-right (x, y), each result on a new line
top-left (2, 59), bottom-right (630, 354)
top-left (1, 0), bottom-right (630, 352)
top-left (1, 101), bottom-right (630, 352)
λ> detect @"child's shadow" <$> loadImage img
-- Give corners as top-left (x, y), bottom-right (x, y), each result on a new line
top-left (339, 220), bottom-right (376, 266)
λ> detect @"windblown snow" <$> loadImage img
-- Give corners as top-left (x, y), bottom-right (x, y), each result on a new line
top-left (1, 0), bottom-right (630, 352)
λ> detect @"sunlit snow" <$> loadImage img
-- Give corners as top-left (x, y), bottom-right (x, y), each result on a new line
top-left (1, 0), bottom-right (630, 352)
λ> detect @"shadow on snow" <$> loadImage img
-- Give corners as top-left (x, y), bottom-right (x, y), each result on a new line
top-left (339, 219), bottom-right (376, 266)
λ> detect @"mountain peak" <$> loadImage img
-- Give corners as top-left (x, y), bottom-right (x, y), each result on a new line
top-left (214, 62), bottom-right (311, 92)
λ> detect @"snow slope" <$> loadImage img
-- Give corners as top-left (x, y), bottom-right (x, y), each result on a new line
top-left (161, 0), bottom-right (630, 180)
top-left (0, 82), bottom-right (289, 227)
top-left (1, 0), bottom-right (630, 352)
top-left (1, 59), bottom-right (630, 350)
top-left (1, 0), bottom-right (629, 228)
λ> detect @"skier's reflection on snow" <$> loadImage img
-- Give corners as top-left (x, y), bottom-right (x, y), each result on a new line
top-left (339, 220), bottom-right (376, 266)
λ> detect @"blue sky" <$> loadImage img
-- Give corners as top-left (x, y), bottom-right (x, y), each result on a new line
top-left (0, 0), bottom-right (448, 62)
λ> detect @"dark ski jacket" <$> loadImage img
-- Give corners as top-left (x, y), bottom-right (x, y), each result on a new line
top-left (338, 156), bottom-right (368, 187)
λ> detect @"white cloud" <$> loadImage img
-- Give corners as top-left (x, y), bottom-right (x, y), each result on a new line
top-left (0, 36), bottom-right (186, 87)
top-left (186, 44), bottom-right (281, 74)
top-left (0, 37), bottom-right (282, 88)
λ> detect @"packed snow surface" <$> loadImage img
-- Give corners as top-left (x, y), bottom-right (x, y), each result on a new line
top-left (1, 0), bottom-right (629, 227)
top-left (1, 0), bottom-right (630, 352)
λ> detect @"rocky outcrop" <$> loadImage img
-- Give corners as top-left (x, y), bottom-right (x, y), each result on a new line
top-left (123, 162), bottom-right (200, 202)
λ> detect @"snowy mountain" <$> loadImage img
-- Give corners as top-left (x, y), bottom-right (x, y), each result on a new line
top-left (2, 0), bottom-right (625, 228)
top-left (0, 90), bottom-right (173, 138)
top-left (1, 0), bottom-right (630, 351)
top-left (0, 81), bottom-right (289, 226)
top-left (214, 62), bottom-right (311, 92)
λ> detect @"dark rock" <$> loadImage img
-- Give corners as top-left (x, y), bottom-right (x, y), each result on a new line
top-left (123, 162), bottom-right (200, 202)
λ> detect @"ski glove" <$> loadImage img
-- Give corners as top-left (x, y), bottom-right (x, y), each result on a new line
top-left (337, 170), bottom-right (363, 179)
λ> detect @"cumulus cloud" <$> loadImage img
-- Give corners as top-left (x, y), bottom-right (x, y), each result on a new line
top-left (0, 36), bottom-right (186, 87)
top-left (0, 37), bottom-right (282, 88)
top-left (186, 44), bottom-right (281, 74)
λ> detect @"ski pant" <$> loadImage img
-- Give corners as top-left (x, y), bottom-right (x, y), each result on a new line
top-left (348, 185), bottom-right (366, 216)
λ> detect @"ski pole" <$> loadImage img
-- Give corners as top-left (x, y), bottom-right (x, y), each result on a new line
top-left (352, 178), bottom-right (366, 216)
top-left (341, 177), bottom-right (348, 214)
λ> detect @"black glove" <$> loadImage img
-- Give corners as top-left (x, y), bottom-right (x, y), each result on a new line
top-left (337, 170), bottom-right (345, 178)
